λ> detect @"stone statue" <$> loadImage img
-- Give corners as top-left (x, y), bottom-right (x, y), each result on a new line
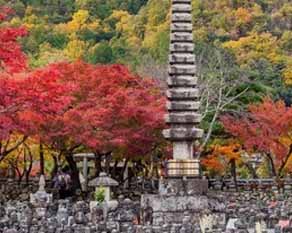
top-left (38, 175), bottom-right (46, 192)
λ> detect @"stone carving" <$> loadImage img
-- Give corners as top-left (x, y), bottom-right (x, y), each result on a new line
top-left (30, 175), bottom-right (53, 218)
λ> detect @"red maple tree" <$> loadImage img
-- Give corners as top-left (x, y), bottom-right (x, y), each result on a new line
top-left (0, 6), bottom-right (28, 162)
top-left (221, 98), bottom-right (292, 177)
top-left (0, 7), bottom-right (27, 73)
top-left (0, 67), bottom-right (72, 162)
top-left (34, 61), bottom-right (165, 185)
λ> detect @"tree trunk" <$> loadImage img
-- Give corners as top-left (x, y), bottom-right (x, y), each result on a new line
top-left (266, 153), bottom-right (277, 177)
top-left (105, 152), bottom-right (111, 175)
top-left (120, 159), bottom-right (129, 183)
top-left (25, 149), bottom-right (33, 185)
top-left (230, 159), bottom-right (238, 191)
top-left (39, 142), bottom-right (45, 175)
top-left (50, 154), bottom-right (59, 178)
top-left (112, 159), bottom-right (119, 180)
top-left (244, 163), bottom-right (258, 179)
top-left (65, 153), bottom-right (80, 190)
top-left (278, 144), bottom-right (292, 177)
top-left (94, 152), bottom-right (102, 177)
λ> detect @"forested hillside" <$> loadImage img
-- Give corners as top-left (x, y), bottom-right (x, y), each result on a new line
top-left (1, 0), bottom-right (290, 79)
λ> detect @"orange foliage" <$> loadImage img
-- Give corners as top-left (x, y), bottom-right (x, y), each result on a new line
top-left (202, 142), bottom-right (241, 175)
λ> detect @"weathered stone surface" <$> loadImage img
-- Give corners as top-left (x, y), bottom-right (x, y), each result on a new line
top-left (163, 127), bottom-right (203, 140)
top-left (169, 53), bottom-right (195, 64)
top-left (165, 113), bottom-right (201, 124)
top-left (172, 4), bottom-right (192, 12)
top-left (173, 141), bottom-right (194, 160)
top-left (166, 101), bottom-right (200, 111)
top-left (169, 65), bottom-right (196, 75)
top-left (167, 76), bottom-right (197, 87)
top-left (172, 13), bottom-right (192, 22)
top-left (171, 23), bottom-right (192, 32)
top-left (165, 0), bottom-right (203, 170)
top-left (170, 43), bottom-right (194, 53)
top-left (141, 195), bottom-right (209, 212)
top-left (166, 88), bottom-right (199, 100)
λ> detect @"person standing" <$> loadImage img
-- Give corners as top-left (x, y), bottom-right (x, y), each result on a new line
top-left (53, 167), bottom-right (72, 199)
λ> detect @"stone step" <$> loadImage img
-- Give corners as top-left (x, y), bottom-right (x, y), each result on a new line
top-left (167, 75), bottom-right (197, 87)
top-left (165, 113), bottom-right (201, 123)
top-left (166, 88), bottom-right (199, 100)
top-left (167, 101), bottom-right (200, 111)
top-left (163, 127), bottom-right (203, 140)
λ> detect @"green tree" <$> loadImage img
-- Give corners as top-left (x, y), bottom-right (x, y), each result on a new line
top-left (87, 42), bottom-right (114, 64)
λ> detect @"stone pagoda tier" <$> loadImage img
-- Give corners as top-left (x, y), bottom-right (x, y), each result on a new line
top-left (162, 0), bottom-right (203, 178)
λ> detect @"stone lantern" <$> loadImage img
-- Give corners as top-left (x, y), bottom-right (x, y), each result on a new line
top-left (88, 172), bottom-right (118, 203)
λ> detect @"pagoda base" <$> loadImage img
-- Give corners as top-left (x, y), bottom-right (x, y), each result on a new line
top-left (140, 176), bottom-right (223, 227)
top-left (141, 194), bottom-right (225, 227)
top-left (159, 177), bottom-right (208, 196)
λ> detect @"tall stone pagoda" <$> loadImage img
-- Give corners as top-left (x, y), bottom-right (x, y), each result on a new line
top-left (141, 0), bottom-right (222, 226)
top-left (163, 0), bottom-right (203, 178)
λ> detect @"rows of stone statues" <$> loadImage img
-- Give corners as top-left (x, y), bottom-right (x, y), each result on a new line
top-left (1, 183), bottom-right (292, 233)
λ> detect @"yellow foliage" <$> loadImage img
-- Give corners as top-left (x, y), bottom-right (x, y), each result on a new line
top-left (283, 59), bottom-right (292, 85)
top-left (87, 20), bottom-right (101, 31)
top-left (194, 28), bottom-right (209, 41)
top-left (9, 17), bottom-right (22, 27)
top-left (64, 39), bottom-right (88, 60)
top-left (108, 10), bottom-right (142, 48)
top-left (23, 14), bottom-right (40, 30)
top-left (54, 23), bottom-right (67, 34)
top-left (67, 10), bottom-right (90, 33)
top-left (142, 23), bottom-right (168, 50)
top-left (110, 10), bottom-right (132, 33)
top-left (235, 7), bottom-right (252, 25)
top-left (223, 32), bottom-right (282, 65)
top-left (25, 6), bottom-right (34, 16)
top-left (54, 9), bottom-right (101, 39)
top-left (273, 3), bottom-right (292, 19)
top-left (30, 43), bottom-right (69, 67)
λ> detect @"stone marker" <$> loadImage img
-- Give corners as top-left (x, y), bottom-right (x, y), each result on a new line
top-left (30, 175), bottom-right (53, 218)
top-left (74, 153), bottom-right (95, 192)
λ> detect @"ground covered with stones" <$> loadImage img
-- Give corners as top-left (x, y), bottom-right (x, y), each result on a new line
top-left (1, 189), bottom-right (292, 233)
